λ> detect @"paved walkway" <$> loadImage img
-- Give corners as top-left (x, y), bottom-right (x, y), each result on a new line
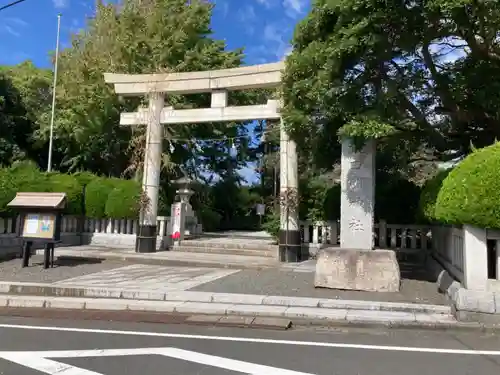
top-left (54, 264), bottom-right (238, 292)
top-left (0, 255), bottom-right (447, 305)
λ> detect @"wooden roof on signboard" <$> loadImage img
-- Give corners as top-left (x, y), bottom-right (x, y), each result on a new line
top-left (7, 192), bottom-right (67, 209)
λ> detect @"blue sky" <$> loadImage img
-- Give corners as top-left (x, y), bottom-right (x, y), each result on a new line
top-left (0, 0), bottom-right (311, 183)
top-left (0, 0), bottom-right (310, 67)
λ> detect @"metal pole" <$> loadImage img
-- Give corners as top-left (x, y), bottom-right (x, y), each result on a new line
top-left (47, 14), bottom-right (61, 173)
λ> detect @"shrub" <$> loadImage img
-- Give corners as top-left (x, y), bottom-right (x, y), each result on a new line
top-left (376, 172), bottom-right (421, 224)
top-left (73, 171), bottom-right (96, 186)
top-left (262, 209), bottom-right (280, 241)
top-left (46, 173), bottom-right (83, 215)
top-left (0, 168), bottom-right (17, 215)
top-left (84, 177), bottom-right (119, 218)
top-left (105, 179), bottom-right (142, 219)
top-left (9, 160), bottom-right (49, 192)
top-left (416, 169), bottom-right (452, 223)
top-left (198, 206), bottom-right (222, 232)
top-left (435, 143), bottom-right (500, 228)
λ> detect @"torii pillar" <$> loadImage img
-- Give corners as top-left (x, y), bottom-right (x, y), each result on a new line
top-left (134, 92), bottom-right (164, 252)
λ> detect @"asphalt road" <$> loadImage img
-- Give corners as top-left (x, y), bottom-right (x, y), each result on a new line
top-left (0, 316), bottom-right (500, 375)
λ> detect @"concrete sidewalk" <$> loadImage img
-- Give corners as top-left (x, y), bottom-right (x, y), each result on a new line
top-left (0, 281), bottom-right (458, 329)
top-left (0, 253), bottom-right (463, 329)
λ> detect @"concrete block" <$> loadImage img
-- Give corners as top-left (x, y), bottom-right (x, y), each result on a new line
top-left (454, 288), bottom-right (495, 313)
top-left (495, 293), bottom-right (500, 313)
top-left (212, 293), bottom-right (264, 305)
top-left (174, 302), bottom-right (232, 315)
top-left (186, 315), bottom-right (223, 324)
top-left (46, 297), bottom-right (86, 310)
top-left (314, 248), bottom-right (400, 292)
top-left (226, 304), bottom-right (287, 317)
top-left (262, 296), bottom-right (320, 307)
top-left (126, 300), bottom-right (181, 312)
top-left (284, 307), bottom-right (348, 320)
top-left (318, 299), bottom-right (381, 310)
top-left (219, 316), bottom-right (255, 326)
top-left (0, 283), bottom-right (11, 294)
top-left (120, 290), bottom-right (166, 301)
top-left (446, 281), bottom-right (461, 301)
top-left (8, 296), bottom-right (46, 308)
top-left (251, 318), bottom-right (292, 329)
top-left (83, 288), bottom-right (123, 299)
top-left (436, 269), bottom-right (455, 294)
top-left (85, 299), bottom-right (128, 311)
top-left (346, 310), bottom-right (415, 324)
top-left (414, 313), bottom-right (457, 325)
top-left (165, 291), bottom-right (214, 303)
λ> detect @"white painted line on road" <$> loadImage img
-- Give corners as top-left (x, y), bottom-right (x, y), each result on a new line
top-left (0, 323), bottom-right (499, 356)
top-left (1, 353), bottom-right (102, 374)
top-left (0, 347), bottom-right (314, 375)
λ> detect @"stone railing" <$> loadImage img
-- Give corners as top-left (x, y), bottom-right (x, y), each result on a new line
top-left (430, 225), bottom-right (465, 283)
top-left (431, 225), bottom-right (500, 291)
top-left (300, 220), bottom-right (432, 267)
top-left (300, 220), bottom-right (431, 249)
top-left (0, 216), bottom-right (179, 251)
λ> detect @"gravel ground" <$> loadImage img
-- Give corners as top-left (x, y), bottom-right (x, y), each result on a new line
top-left (0, 255), bottom-right (129, 283)
top-left (191, 268), bottom-right (448, 305)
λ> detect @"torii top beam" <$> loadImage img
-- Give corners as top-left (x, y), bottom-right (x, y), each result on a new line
top-left (103, 62), bottom-right (284, 96)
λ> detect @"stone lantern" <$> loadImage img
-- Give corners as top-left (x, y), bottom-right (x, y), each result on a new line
top-left (173, 176), bottom-right (201, 235)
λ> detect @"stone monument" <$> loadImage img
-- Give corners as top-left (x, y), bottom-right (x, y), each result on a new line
top-left (314, 139), bottom-right (401, 292)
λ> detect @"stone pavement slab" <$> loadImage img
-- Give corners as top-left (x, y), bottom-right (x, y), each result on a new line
top-left (0, 255), bottom-right (131, 283)
top-left (54, 264), bottom-right (239, 292)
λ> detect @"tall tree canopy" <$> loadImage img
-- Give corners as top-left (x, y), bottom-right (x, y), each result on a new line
top-left (282, 0), bottom-right (500, 171)
top-left (35, 0), bottom-right (261, 181)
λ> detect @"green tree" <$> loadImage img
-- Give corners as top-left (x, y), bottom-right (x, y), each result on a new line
top-left (282, 0), bottom-right (500, 168)
top-left (35, 0), bottom-right (259, 185)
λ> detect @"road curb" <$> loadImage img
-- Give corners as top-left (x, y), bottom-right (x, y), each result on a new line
top-left (0, 294), bottom-right (461, 330)
top-left (0, 281), bottom-right (452, 315)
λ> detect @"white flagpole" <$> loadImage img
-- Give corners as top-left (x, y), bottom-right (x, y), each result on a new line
top-left (47, 13), bottom-right (61, 172)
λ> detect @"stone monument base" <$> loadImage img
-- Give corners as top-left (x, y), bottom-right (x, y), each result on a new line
top-left (314, 248), bottom-right (400, 292)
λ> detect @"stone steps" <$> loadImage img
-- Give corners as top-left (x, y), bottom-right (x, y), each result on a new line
top-left (176, 239), bottom-right (277, 251)
top-left (171, 245), bottom-right (278, 258)
top-left (171, 238), bottom-right (279, 259)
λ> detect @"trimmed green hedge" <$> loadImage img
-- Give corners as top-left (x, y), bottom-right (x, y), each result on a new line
top-left (46, 173), bottom-right (83, 215)
top-left (0, 164), bottom-right (148, 219)
top-left (435, 143), bottom-right (500, 228)
top-left (416, 169), bottom-right (452, 223)
top-left (84, 177), bottom-right (120, 219)
top-left (105, 179), bottom-right (142, 219)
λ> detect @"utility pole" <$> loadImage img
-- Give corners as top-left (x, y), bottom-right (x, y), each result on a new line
top-left (47, 14), bottom-right (61, 173)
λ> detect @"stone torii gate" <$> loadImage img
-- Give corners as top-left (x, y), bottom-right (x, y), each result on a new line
top-left (104, 62), bottom-right (302, 262)
top-left (103, 62), bottom-right (377, 264)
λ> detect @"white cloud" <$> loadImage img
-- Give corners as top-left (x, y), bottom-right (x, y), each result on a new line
top-left (282, 0), bottom-right (308, 18)
top-left (0, 16), bottom-right (28, 38)
top-left (255, 0), bottom-right (277, 8)
top-left (263, 23), bottom-right (291, 60)
top-left (53, 0), bottom-right (69, 9)
top-left (3, 25), bottom-right (20, 37)
top-left (238, 4), bottom-right (257, 35)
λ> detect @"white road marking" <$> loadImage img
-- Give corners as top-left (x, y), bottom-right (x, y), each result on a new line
top-left (53, 265), bottom-right (239, 292)
top-left (0, 323), bottom-right (499, 356)
top-left (1, 353), bottom-right (102, 374)
top-left (0, 347), bottom-right (314, 375)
